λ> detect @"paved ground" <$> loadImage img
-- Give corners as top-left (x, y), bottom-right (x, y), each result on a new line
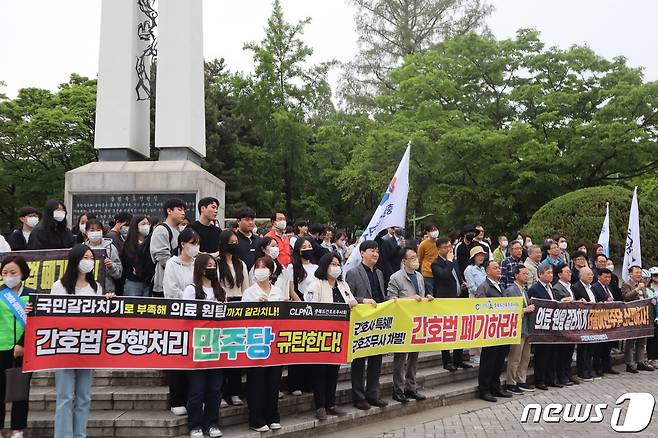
top-left (324, 368), bottom-right (658, 438)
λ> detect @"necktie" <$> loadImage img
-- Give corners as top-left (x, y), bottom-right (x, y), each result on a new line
top-left (451, 268), bottom-right (460, 293)
top-left (545, 284), bottom-right (554, 300)
top-left (605, 286), bottom-right (612, 299)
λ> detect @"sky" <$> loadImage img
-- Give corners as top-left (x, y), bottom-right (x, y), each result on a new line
top-left (1, 0), bottom-right (657, 98)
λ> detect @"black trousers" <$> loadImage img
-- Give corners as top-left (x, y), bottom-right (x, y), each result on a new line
top-left (647, 326), bottom-right (658, 360)
top-left (167, 370), bottom-right (188, 407)
top-left (351, 355), bottom-right (383, 402)
top-left (592, 342), bottom-right (613, 371)
top-left (223, 368), bottom-right (243, 399)
top-left (441, 349), bottom-right (464, 366)
top-left (247, 366), bottom-right (282, 428)
top-left (0, 350), bottom-right (29, 430)
top-left (556, 344), bottom-right (575, 383)
top-left (478, 345), bottom-right (509, 395)
top-left (187, 369), bottom-right (222, 431)
top-left (312, 364), bottom-right (339, 410)
top-left (577, 344), bottom-right (594, 378)
top-left (533, 344), bottom-right (557, 386)
top-left (287, 364), bottom-right (313, 393)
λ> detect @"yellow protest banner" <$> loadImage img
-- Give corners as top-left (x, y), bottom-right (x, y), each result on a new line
top-left (348, 297), bottom-right (523, 360)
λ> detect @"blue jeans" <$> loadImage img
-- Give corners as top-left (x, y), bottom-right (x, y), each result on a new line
top-left (54, 369), bottom-right (94, 438)
top-left (123, 279), bottom-right (150, 297)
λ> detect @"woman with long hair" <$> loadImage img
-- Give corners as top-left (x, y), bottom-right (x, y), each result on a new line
top-left (253, 237), bottom-right (299, 301)
top-left (28, 200), bottom-right (75, 250)
top-left (121, 215), bottom-right (152, 297)
top-left (181, 254), bottom-right (225, 438)
top-left (51, 244), bottom-right (115, 438)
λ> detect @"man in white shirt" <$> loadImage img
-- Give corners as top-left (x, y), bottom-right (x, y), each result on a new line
top-left (571, 267), bottom-right (597, 380)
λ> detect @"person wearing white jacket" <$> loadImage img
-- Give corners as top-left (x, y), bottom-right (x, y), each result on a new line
top-left (305, 252), bottom-right (357, 421)
top-left (162, 227), bottom-right (199, 417)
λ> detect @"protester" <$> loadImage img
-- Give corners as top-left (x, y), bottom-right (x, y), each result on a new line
top-left (28, 200), bottom-right (75, 250)
top-left (432, 237), bottom-right (472, 368)
top-left (150, 199), bottom-right (185, 298)
top-left (121, 215), bottom-right (152, 297)
top-left (464, 246), bottom-right (486, 296)
top-left (570, 250), bottom-right (588, 283)
top-left (71, 212), bottom-right (91, 244)
top-left (500, 241), bottom-right (524, 290)
top-left (492, 235), bottom-right (508, 263)
top-left (51, 244), bottom-right (114, 438)
top-left (572, 267), bottom-right (597, 380)
top-left (82, 218), bottom-right (123, 294)
top-left (252, 237), bottom-right (299, 301)
top-left (105, 212), bottom-right (132, 252)
top-left (332, 231), bottom-right (349, 265)
top-left (454, 224), bottom-right (480, 277)
top-left (622, 266), bottom-right (654, 373)
top-left (320, 226), bottom-right (334, 251)
top-left (346, 240), bottom-right (388, 410)
top-left (289, 220), bottom-right (308, 250)
top-left (475, 261), bottom-right (512, 402)
top-left (417, 224), bottom-right (439, 293)
top-left (528, 264), bottom-right (559, 390)
top-left (162, 228), bottom-right (199, 417)
top-left (552, 265), bottom-right (581, 386)
top-left (181, 254), bottom-right (224, 438)
top-left (387, 247), bottom-right (431, 403)
top-left (234, 207), bottom-right (262, 272)
top-left (591, 268), bottom-right (622, 375)
top-left (523, 245), bottom-right (542, 287)
top-left (503, 265), bottom-right (535, 393)
top-left (242, 256), bottom-right (286, 432)
top-left (190, 197), bottom-right (221, 256)
top-left (264, 211), bottom-right (291, 266)
top-left (0, 256), bottom-right (33, 438)
top-left (540, 240), bottom-right (564, 270)
top-left (556, 235), bottom-right (571, 267)
top-left (7, 207), bottom-right (39, 251)
top-left (645, 267), bottom-right (658, 367)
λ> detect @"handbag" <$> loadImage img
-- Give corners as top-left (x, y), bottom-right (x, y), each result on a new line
top-left (4, 317), bottom-right (31, 402)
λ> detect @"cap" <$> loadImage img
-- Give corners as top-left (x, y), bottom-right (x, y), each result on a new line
top-left (642, 269), bottom-right (651, 279)
top-left (649, 267), bottom-right (658, 275)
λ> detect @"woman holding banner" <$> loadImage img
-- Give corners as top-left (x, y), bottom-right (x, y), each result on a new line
top-left (51, 244), bottom-right (115, 438)
top-left (0, 255), bottom-right (34, 438)
top-left (242, 256), bottom-right (286, 433)
top-left (182, 254), bottom-right (225, 438)
top-left (305, 252), bottom-right (357, 420)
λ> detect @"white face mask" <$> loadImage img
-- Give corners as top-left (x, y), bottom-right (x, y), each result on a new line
top-left (268, 246), bottom-right (280, 259)
top-left (607, 264), bottom-right (615, 271)
top-left (254, 268), bottom-right (271, 282)
top-left (559, 242), bottom-right (568, 250)
top-left (53, 210), bottom-right (66, 222)
top-left (275, 220), bottom-right (287, 231)
top-left (120, 225), bottom-right (129, 237)
top-left (408, 260), bottom-right (420, 271)
top-left (430, 230), bottom-right (439, 239)
top-left (185, 244), bottom-right (200, 258)
top-left (2, 275), bottom-right (21, 289)
top-left (78, 259), bottom-right (95, 274)
top-left (79, 223), bottom-right (86, 234)
top-left (138, 225), bottom-right (151, 237)
top-left (329, 265), bottom-right (342, 279)
top-left (87, 231), bottom-right (103, 242)
top-left (500, 240), bottom-right (509, 248)
top-left (26, 216), bottom-right (39, 228)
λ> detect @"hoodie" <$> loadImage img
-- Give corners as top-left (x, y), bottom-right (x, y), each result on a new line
top-left (163, 256), bottom-right (194, 299)
top-left (86, 237), bottom-right (123, 293)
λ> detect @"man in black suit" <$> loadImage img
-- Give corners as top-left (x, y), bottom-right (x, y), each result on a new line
top-left (431, 237), bottom-right (472, 371)
top-left (591, 268), bottom-right (621, 376)
top-left (528, 264), bottom-right (560, 390)
top-left (552, 264), bottom-right (581, 386)
top-left (593, 254), bottom-right (623, 301)
top-left (474, 260), bottom-right (513, 402)
top-left (571, 267), bottom-right (597, 381)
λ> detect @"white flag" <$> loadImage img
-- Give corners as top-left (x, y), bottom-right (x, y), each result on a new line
top-left (344, 144), bottom-right (411, 274)
top-left (597, 203), bottom-right (610, 257)
top-left (622, 187), bottom-right (641, 282)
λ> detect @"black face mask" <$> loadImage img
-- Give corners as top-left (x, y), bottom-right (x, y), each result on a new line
top-left (465, 232), bottom-right (476, 240)
top-left (301, 250), bottom-right (314, 261)
top-left (226, 244), bottom-right (238, 255)
top-left (205, 268), bottom-right (218, 282)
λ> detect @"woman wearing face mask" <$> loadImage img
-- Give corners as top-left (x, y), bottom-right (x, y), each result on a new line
top-left (51, 244), bottom-right (115, 438)
top-left (305, 252), bottom-right (357, 420)
top-left (27, 200), bottom-right (75, 250)
top-left (105, 212), bottom-right (132, 253)
top-left (182, 254), bottom-right (225, 438)
top-left (72, 212), bottom-right (91, 244)
top-left (84, 219), bottom-right (123, 294)
top-left (0, 256), bottom-right (34, 438)
top-left (121, 215), bottom-right (152, 297)
top-left (285, 237), bottom-right (318, 396)
top-left (241, 257), bottom-right (287, 432)
top-left (332, 231), bottom-right (349, 265)
top-left (492, 235), bottom-right (508, 264)
top-left (217, 230), bottom-right (250, 407)
top-left (252, 237), bottom-right (299, 301)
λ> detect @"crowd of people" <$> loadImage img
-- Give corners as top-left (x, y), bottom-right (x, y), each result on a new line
top-left (1, 198), bottom-right (657, 438)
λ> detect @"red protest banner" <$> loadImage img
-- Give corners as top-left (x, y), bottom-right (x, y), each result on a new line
top-left (22, 295), bottom-right (349, 371)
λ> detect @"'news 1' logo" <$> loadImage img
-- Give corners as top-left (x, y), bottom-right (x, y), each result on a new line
top-left (520, 393), bottom-right (655, 432)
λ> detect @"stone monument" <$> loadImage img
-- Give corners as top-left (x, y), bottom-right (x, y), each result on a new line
top-left (64, 0), bottom-right (225, 226)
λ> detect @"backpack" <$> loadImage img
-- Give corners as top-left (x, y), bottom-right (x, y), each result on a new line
top-left (137, 223), bottom-right (176, 286)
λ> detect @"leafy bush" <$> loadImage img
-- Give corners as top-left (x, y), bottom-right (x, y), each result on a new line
top-left (524, 186), bottom-right (658, 267)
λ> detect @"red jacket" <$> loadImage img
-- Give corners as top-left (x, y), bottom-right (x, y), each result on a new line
top-left (265, 228), bottom-right (291, 267)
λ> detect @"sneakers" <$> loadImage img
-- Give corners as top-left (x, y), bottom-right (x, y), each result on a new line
top-left (189, 429), bottom-right (203, 438)
top-left (278, 391), bottom-right (284, 399)
top-left (270, 423), bottom-right (282, 430)
top-left (326, 406), bottom-right (347, 416)
top-left (231, 395), bottom-right (244, 405)
top-left (208, 426), bottom-right (223, 437)
top-left (316, 408), bottom-right (328, 420)
top-left (171, 406), bottom-right (187, 416)
top-left (251, 425), bottom-right (270, 432)
top-left (11, 433), bottom-right (24, 438)
top-left (517, 383), bottom-right (534, 392)
top-left (626, 365), bottom-right (639, 374)
top-left (291, 390), bottom-right (303, 396)
top-left (220, 399), bottom-right (229, 408)
top-left (506, 385), bottom-right (524, 394)
top-left (637, 362), bottom-right (655, 372)
top-left (470, 355), bottom-right (481, 365)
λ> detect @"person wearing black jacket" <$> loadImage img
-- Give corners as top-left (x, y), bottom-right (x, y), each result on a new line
top-left (27, 200), bottom-right (74, 250)
top-left (234, 207), bottom-right (261, 272)
top-left (593, 254), bottom-right (623, 301)
top-left (591, 268), bottom-right (622, 376)
top-left (431, 237), bottom-right (471, 371)
top-left (571, 267), bottom-right (597, 380)
top-left (190, 197), bottom-right (221, 256)
top-left (6, 207), bottom-right (39, 251)
top-left (308, 223), bottom-right (330, 264)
